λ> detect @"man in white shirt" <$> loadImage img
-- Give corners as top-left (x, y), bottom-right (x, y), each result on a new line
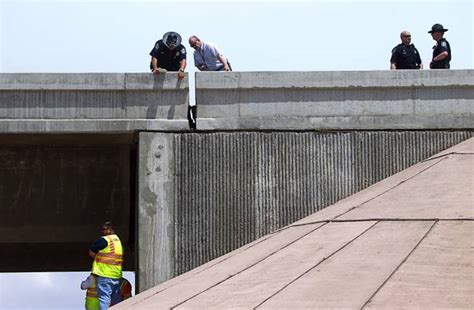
top-left (188, 36), bottom-right (231, 71)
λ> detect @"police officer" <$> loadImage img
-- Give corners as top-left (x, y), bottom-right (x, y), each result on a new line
top-left (428, 23), bottom-right (451, 69)
top-left (149, 31), bottom-right (187, 79)
top-left (390, 31), bottom-right (423, 70)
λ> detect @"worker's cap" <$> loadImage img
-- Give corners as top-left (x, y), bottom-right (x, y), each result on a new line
top-left (163, 31), bottom-right (182, 50)
top-left (428, 23), bottom-right (448, 33)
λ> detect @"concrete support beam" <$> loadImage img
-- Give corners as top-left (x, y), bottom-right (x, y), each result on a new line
top-left (138, 132), bottom-right (176, 292)
top-left (195, 70), bottom-right (474, 130)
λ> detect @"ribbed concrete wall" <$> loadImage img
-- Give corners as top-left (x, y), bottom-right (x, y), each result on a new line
top-left (138, 130), bottom-right (472, 291)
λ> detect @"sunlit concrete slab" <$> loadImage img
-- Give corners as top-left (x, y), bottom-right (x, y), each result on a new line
top-left (119, 223), bottom-right (324, 309)
top-left (258, 221), bottom-right (433, 309)
top-left (365, 221), bottom-right (474, 309)
top-left (176, 221), bottom-right (376, 309)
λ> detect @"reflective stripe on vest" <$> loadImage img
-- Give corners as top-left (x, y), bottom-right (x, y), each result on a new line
top-left (92, 234), bottom-right (123, 279)
top-left (86, 289), bottom-right (97, 298)
top-left (86, 277), bottom-right (97, 297)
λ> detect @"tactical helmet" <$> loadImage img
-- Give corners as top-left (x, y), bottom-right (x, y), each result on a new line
top-left (163, 31), bottom-right (182, 50)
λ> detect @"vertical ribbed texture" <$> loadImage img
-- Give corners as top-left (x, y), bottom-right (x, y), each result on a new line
top-left (173, 131), bottom-right (472, 275)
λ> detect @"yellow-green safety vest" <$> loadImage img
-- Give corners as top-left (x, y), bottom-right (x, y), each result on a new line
top-left (92, 234), bottom-right (123, 279)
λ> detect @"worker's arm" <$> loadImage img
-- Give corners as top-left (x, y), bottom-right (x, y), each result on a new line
top-left (179, 59), bottom-right (186, 71)
top-left (389, 47), bottom-right (398, 70)
top-left (433, 51), bottom-right (448, 62)
top-left (88, 249), bottom-right (96, 258)
top-left (178, 59), bottom-right (187, 80)
top-left (193, 52), bottom-right (206, 71)
top-left (151, 57), bottom-right (160, 73)
top-left (217, 54), bottom-right (230, 71)
top-left (414, 47), bottom-right (423, 70)
top-left (89, 237), bottom-right (107, 259)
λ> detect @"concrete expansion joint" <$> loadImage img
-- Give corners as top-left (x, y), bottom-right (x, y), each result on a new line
top-left (424, 151), bottom-right (474, 162)
top-left (360, 220), bottom-right (439, 309)
top-left (171, 222), bottom-right (331, 309)
top-left (253, 221), bottom-right (379, 309)
top-left (288, 218), bottom-right (473, 229)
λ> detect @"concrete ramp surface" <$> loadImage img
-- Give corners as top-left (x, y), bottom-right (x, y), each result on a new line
top-left (113, 138), bottom-right (474, 309)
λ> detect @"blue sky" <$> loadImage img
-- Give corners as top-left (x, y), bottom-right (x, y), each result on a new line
top-left (0, 0), bottom-right (473, 309)
top-left (1, 0), bottom-right (473, 73)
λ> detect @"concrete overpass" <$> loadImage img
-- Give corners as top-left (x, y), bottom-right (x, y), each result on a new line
top-left (0, 70), bottom-right (472, 292)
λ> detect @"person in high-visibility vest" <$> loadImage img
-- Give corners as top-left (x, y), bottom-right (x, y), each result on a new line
top-left (81, 274), bottom-right (132, 310)
top-left (81, 274), bottom-right (99, 310)
top-left (88, 222), bottom-right (123, 310)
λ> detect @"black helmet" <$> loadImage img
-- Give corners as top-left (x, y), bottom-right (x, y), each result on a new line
top-left (163, 31), bottom-right (182, 50)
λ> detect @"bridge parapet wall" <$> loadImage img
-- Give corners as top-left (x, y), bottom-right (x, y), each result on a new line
top-left (196, 70), bottom-right (474, 130)
top-left (0, 73), bottom-right (189, 132)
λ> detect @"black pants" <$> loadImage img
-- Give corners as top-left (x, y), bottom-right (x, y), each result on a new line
top-left (187, 105), bottom-right (197, 130)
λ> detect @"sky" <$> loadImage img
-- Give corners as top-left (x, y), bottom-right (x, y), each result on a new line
top-left (0, 0), bottom-right (473, 74)
top-left (0, 0), bottom-right (473, 309)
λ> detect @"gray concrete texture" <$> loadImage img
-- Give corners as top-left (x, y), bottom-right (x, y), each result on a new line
top-left (114, 138), bottom-right (474, 310)
top-left (1, 71), bottom-right (473, 133)
top-left (137, 130), bottom-right (471, 291)
top-left (196, 70), bottom-right (474, 130)
top-left (0, 73), bottom-right (189, 121)
top-left (0, 134), bottom-right (135, 272)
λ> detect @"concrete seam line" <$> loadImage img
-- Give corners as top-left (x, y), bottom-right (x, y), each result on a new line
top-left (288, 218), bottom-right (474, 228)
top-left (253, 221), bottom-right (380, 309)
top-left (331, 156), bottom-right (447, 221)
top-left (423, 151), bottom-right (474, 162)
top-left (169, 222), bottom-right (330, 309)
top-left (360, 220), bottom-right (439, 309)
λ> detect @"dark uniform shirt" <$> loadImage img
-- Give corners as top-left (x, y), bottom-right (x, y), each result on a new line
top-left (431, 38), bottom-right (451, 69)
top-left (390, 43), bottom-right (422, 69)
top-left (149, 39), bottom-right (186, 71)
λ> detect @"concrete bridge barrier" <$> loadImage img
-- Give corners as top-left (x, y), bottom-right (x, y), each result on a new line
top-left (195, 70), bottom-right (474, 130)
top-left (0, 73), bottom-right (189, 132)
